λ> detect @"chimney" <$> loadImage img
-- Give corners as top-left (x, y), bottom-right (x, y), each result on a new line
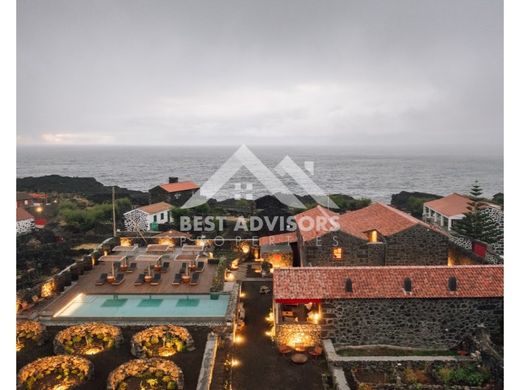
top-left (169, 177), bottom-right (179, 184)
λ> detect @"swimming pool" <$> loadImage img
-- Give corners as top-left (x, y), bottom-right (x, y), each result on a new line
top-left (54, 294), bottom-right (230, 318)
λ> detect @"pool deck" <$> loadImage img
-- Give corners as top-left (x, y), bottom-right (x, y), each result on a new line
top-left (35, 257), bottom-right (219, 320)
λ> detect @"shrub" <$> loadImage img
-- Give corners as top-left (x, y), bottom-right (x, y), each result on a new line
top-left (402, 367), bottom-right (418, 384)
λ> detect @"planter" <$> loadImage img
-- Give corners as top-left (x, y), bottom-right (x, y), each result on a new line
top-left (70, 265), bottom-right (79, 281)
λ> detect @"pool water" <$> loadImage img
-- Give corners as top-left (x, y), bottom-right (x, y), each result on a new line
top-left (55, 294), bottom-right (230, 318)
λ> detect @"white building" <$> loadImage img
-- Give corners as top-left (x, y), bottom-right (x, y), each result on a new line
top-left (124, 202), bottom-right (172, 232)
top-left (423, 193), bottom-right (501, 231)
top-left (16, 207), bottom-right (35, 235)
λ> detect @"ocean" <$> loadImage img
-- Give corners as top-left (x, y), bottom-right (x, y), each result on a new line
top-left (16, 146), bottom-right (503, 202)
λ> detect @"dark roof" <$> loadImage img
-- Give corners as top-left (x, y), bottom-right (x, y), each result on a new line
top-left (273, 265), bottom-right (503, 300)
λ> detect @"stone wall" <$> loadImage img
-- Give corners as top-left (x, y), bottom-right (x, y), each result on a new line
top-left (275, 323), bottom-right (321, 348)
top-left (321, 297), bottom-right (503, 349)
top-left (300, 225), bottom-right (448, 267)
top-left (384, 225), bottom-right (448, 265)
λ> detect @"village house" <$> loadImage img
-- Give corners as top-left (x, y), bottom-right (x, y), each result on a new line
top-left (423, 193), bottom-right (502, 231)
top-left (294, 203), bottom-right (449, 267)
top-left (258, 232), bottom-right (298, 268)
top-left (16, 207), bottom-right (35, 235)
top-left (123, 202), bottom-right (172, 232)
top-left (149, 177), bottom-right (199, 206)
top-left (272, 265), bottom-right (503, 349)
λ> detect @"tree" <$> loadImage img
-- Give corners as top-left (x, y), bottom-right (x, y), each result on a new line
top-left (452, 181), bottom-right (501, 244)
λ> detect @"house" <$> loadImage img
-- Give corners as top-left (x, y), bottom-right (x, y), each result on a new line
top-left (16, 207), bottom-right (35, 235)
top-left (258, 232), bottom-right (298, 268)
top-left (149, 177), bottom-right (199, 206)
top-left (124, 202), bottom-right (172, 232)
top-left (423, 193), bottom-right (501, 231)
top-left (272, 265), bottom-right (503, 349)
top-left (16, 192), bottom-right (47, 208)
top-left (294, 203), bottom-right (448, 267)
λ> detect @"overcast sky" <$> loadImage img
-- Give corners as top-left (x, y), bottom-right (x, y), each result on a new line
top-left (17, 0), bottom-right (503, 153)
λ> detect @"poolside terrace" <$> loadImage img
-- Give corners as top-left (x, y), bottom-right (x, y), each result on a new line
top-left (38, 245), bottom-right (220, 319)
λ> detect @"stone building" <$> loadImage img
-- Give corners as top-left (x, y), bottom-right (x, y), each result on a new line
top-left (258, 232), bottom-right (298, 268)
top-left (16, 207), bottom-right (35, 235)
top-left (149, 177), bottom-right (199, 207)
top-left (124, 202), bottom-right (172, 231)
top-left (272, 265), bottom-right (503, 349)
top-left (295, 203), bottom-right (449, 267)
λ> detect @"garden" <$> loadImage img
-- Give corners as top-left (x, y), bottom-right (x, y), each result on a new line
top-left (54, 322), bottom-right (123, 356)
top-left (16, 324), bottom-right (209, 389)
top-left (17, 320), bottom-right (46, 352)
top-left (348, 362), bottom-right (493, 389)
top-left (17, 355), bottom-right (93, 390)
top-left (130, 325), bottom-right (194, 359)
top-left (107, 358), bottom-right (184, 390)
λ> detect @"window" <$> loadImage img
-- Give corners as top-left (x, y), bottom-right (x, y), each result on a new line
top-left (332, 247), bottom-right (343, 260)
top-left (448, 277), bottom-right (457, 291)
top-left (345, 278), bottom-right (353, 293)
top-left (153, 215), bottom-right (157, 222)
top-left (160, 212), bottom-right (164, 220)
top-left (403, 277), bottom-right (412, 293)
top-left (368, 230), bottom-right (378, 243)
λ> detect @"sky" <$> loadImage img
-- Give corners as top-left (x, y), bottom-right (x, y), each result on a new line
top-left (17, 0), bottom-right (503, 154)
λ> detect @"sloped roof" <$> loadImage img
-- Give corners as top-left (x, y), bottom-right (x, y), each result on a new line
top-left (136, 202), bottom-right (172, 215)
top-left (259, 232), bottom-right (298, 246)
top-left (158, 181), bottom-right (199, 193)
top-left (338, 203), bottom-right (431, 239)
top-left (423, 193), bottom-right (471, 217)
top-left (273, 265), bottom-right (503, 300)
top-left (16, 207), bottom-right (34, 221)
top-left (294, 205), bottom-right (339, 242)
top-left (17, 192), bottom-right (33, 201)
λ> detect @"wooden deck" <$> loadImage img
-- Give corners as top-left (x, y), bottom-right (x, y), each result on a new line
top-left (42, 260), bottom-right (218, 315)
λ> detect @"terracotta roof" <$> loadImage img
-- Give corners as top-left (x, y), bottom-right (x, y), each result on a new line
top-left (135, 202), bottom-right (172, 215)
top-left (294, 205), bottom-right (339, 242)
top-left (158, 181), bottom-right (199, 193)
top-left (423, 193), bottom-right (471, 217)
top-left (337, 203), bottom-right (432, 239)
top-left (16, 207), bottom-right (34, 221)
top-left (273, 265), bottom-right (503, 300)
top-left (259, 232), bottom-right (298, 246)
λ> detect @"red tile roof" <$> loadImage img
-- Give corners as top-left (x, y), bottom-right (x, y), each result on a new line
top-left (136, 202), bottom-right (172, 215)
top-left (294, 205), bottom-right (339, 242)
top-left (159, 181), bottom-right (199, 193)
top-left (423, 193), bottom-right (471, 217)
top-left (273, 265), bottom-right (503, 300)
top-left (16, 207), bottom-right (34, 221)
top-left (259, 232), bottom-right (298, 246)
top-left (338, 203), bottom-right (432, 239)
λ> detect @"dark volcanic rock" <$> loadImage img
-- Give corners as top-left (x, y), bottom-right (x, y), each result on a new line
top-left (17, 175), bottom-right (149, 204)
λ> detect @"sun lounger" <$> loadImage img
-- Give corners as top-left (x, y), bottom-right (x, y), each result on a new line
top-left (195, 261), bottom-right (205, 272)
top-left (134, 273), bottom-right (145, 286)
top-left (190, 272), bottom-right (200, 285)
top-left (112, 273), bottom-right (125, 286)
top-left (161, 262), bottom-right (170, 273)
top-left (95, 273), bottom-right (108, 286)
top-left (127, 262), bottom-right (137, 273)
top-left (180, 262), bottom-right (187, 274)
top-left (150, 273), bottom-right (161, 286)
top-left (172, 273), bottom-right (182, 286)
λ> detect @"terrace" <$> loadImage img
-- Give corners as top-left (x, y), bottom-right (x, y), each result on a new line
top-left (30, 242), bottom-right (229, 324)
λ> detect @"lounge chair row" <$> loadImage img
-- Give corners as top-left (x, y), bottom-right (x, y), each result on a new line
top-left (134, 273), bottom-right (162, 286)
top-left (95, 272), bottom-right (125, 286)
top-left (172, 271), bottom-right (199, 286)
